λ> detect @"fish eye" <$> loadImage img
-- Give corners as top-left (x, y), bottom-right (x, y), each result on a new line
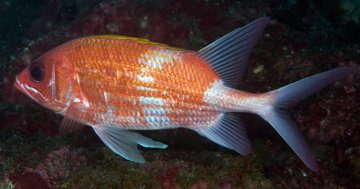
top-left (28, 61), bottom-right (45, 82)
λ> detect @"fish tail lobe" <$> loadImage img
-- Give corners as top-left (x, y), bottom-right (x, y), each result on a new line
top-left (260, 67), bottom-right (358, 172)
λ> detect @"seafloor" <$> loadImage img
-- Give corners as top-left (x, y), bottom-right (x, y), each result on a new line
top-left (0, 0), bottom-right (360, 188)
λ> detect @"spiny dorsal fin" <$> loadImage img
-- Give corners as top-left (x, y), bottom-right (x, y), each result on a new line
top-left (87, 35), bottom-right (190, 52)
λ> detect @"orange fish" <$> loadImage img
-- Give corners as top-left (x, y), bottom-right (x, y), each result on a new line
top-left (14, 17), bottom-right (357, 172)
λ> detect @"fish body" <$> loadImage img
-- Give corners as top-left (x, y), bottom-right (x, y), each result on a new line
top-left (14, 17), bottom-right (358, 172)
top-left (50, 36), bottom-right (221, 130)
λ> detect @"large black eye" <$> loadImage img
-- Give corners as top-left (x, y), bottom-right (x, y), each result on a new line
top-left (28, 61), bottom-right (45, 82)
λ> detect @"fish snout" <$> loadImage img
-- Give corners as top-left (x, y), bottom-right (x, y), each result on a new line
top-left (14, 76), bottom-right (37, 101)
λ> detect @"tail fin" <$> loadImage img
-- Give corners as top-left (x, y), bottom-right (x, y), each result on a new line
top-left (261, 67), bottom-right (358, 172)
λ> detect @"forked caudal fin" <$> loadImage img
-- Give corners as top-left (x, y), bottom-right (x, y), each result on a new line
top-left (261, 67), bottom-right (358, 172)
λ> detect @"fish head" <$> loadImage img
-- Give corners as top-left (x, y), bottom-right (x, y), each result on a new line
top-left (14, 48), bottom-right (67, 112)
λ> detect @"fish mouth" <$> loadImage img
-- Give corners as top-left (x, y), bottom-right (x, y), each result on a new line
top-left (14, 76), bottom-right (36, 101)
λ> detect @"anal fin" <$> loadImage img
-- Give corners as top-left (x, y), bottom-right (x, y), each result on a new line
top-left (194, 113), bottom-right (251, 155)
top-left (93, 126), bottom-right (167, 163)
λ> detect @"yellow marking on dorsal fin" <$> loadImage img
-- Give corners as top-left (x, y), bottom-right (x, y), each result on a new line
top-left (86, 35), bottom-right (191, 52)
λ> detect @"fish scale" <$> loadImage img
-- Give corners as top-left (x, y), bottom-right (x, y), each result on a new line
top-left (14, 17), bottom-right (358, 169)
top-left (57, 37), bottom-right (220, 130)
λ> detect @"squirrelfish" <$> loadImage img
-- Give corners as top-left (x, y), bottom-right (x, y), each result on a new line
top-left (14, 17), bottom-right (357, 172)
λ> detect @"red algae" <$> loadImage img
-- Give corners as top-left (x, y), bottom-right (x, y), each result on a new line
top-left (9, 170), bottom-right (50, 189)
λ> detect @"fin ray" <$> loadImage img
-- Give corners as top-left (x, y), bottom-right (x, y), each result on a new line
top-left (272, 67), bottom-right (358, 109)
top-left (260, 66), bottom-right (358, 172)
top-left (197, 17), bottom-right (270, 87)
top-left (93, 126), bottom-right (167, 163)
top-left (132, 132), bottom-right (168, 149)
top-left (59, 103), bottom-right (86, 135)
top-left (262, 109), bottom-right (319, 172)
top-left (195, 113), bottom-right (251, 155)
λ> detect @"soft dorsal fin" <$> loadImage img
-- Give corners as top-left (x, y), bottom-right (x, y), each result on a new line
top-left (197, 17), bottom-right (270, 87)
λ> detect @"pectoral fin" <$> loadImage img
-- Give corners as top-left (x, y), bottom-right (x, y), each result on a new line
top-left (59, 102), bottom-right (86, 135)
top-left (93, 126), bottom-right (167, 163)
